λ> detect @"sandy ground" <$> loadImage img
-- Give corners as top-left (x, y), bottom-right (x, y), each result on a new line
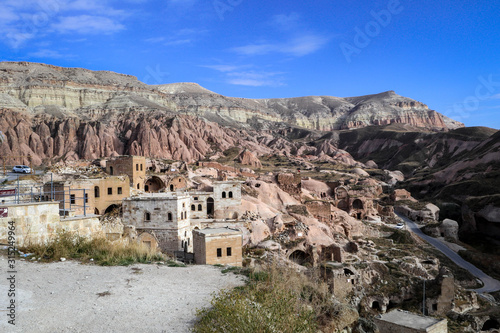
top-left (0, 257), bottom-right (245, 333)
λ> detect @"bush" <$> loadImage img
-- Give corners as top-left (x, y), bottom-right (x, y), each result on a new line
top-left (20, 231), bottom-right (165, 266)
top-left (194, 266), bottom-right (341, 333)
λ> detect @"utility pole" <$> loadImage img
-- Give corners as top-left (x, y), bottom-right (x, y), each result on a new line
top-left (423, 279), bottom-right (426, 316)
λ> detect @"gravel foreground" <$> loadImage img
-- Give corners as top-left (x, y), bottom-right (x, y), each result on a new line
top-left (0, 258), bottom-right (245, 333)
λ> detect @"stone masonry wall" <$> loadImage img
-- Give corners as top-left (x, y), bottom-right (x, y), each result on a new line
top-left (0, 202), bottom-right (102, 246)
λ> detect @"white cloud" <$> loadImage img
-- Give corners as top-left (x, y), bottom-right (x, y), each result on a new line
top-left (145, 37), bottom-right (166, 43)
top-left (0, 0), bottom-right (129, 47)
top-left (227, 70), bottom-right (285, 87)
top-left (271, 13), bottom-right (300, 31)
top-left (52, 15), bottom-right (125, 34)
top-left (164, 39), bottom-right (192, 46)
top-left (203, 64), bottom-right (243, 72)
top-left (28, 49), bottom-right (72, 59)
top-left (232, 34), bottom-right (329, 57)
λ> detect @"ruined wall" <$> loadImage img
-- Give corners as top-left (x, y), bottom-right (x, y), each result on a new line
top-left (276, 173), bottom-right (302, 196)
top-left (166, 176), bottom-right (188, 192)
top-left (0, 202), bottom-right (102, 246)
top-left (197, 161), bottom-right (256, 178)
top-left (305, 201), bottom-right (332, 223)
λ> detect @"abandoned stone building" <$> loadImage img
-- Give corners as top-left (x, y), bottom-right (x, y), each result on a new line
top-left (321, 263), bottom-right (360, 299)
top-left (193, 227), bottom-right (243, 266)
top-left (106, 155), bottom-right (146, 191)
top-left (166, 175), bottom-right (188, 192)
top-left (44, 176), bottom-right (130, 216)
top-left (122, 181), bottom-right (242, 254)
top-left (123, 193), bottom-right (192, 254)
top-left (276, 172), bottom-right (302, 196)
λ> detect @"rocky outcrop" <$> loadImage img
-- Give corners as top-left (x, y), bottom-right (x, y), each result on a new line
top-left (237, 149), bottom-right (262, 168)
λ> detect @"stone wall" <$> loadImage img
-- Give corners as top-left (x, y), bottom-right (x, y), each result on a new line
top-left (305, 201), bottom-right (332, 223)
top-left (197, 162), bottom-right (256, 178)
top-left (0, 202), bottom-right (102, 246)
top-left (276, 173), bottom-right (302, 196)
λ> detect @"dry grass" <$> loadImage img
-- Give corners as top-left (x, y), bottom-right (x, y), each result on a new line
top-left (20, 231), bottom-right (165, 266)
top-left (194, 265), bottom-right (351, 333)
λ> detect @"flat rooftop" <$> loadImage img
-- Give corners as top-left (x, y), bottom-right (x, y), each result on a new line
top-left (195, 227), bottom-right (241, 236)
top-left (377, 310), bottom-right (444, 330)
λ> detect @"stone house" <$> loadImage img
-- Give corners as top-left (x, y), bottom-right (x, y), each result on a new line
top-left (213, 181), bottom-right (242, 219)
top-left (120, 181), bottom-right (242, 254)
top-left (193, 227), bottom-right (242, 266)
top-left (122, 193), bottom-right (192, 254)
top-left (44, 176), bottom-right (130, 216)
top-left (106, 155), bottom-right (146, 191)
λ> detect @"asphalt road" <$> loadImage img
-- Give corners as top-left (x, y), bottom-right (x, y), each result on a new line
top-left (397, 213), bottom-right (500, 293)
top-left (0, 170), bottom-right (43, 183)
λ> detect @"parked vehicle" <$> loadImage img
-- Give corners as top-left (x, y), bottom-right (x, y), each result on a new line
top-left (12, 165), bottom-right (31, 174)
top-left (395, 222), bottom-right (405, 229)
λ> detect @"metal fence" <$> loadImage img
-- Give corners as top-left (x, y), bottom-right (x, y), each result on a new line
top-left (0, 178), bottom-right (91, 217)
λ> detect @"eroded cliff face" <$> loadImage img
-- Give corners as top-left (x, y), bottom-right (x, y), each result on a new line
top-left (0, 61), bottom-right (462, 132)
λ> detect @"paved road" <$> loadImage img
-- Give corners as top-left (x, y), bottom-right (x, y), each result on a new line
top-left (0, 170), bottom-right (43, 183)
top-left (397, 213), bottom-right (500, 293)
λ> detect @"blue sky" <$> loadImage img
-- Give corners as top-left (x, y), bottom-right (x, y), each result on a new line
top-left (1, 0), bottom-right (500, 129)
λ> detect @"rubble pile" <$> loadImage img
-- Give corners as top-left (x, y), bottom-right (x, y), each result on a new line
top-left (49, 164), bottom-right (103, 175)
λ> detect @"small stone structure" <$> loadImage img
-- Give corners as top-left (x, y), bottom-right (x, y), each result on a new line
top-left (276, 173), bottom-right (302, 196)
top-left (321, 262), bottom-right (359, 299)
top-left (193, 227), bottom-right (242, 266)
top-left (305, 200), bottom-right (333, 223)
top-left (122, 193), bottom-right (192, 254)
top-left (106, 155), bottom-right (146, 191)
top-left (0, 202), bottom-right (102, 246)
top-left (166, 175), bottom-right (188, 192)
top-left (375, 309), bottom-right (447, 333)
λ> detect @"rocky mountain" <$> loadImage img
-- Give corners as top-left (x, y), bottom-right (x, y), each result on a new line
top-left (331, 123), bottom-right (500, 239)
top-left (0, 61), bottom-right (462, 131)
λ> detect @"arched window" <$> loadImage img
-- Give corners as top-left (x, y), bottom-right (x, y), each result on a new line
top-left (145, 212), bottom-right (151, 221)
top-left (168, 212), bottom-right (172, 221)
top-left (94, 186), bottom-right (100, 198)
top-left (222, 191), bottom-right (226, 198)
top-left (198, 204), bottom-right (202, 211)
top-left (191, 204), bottom-right (195, 211)
top-left (137, 183), bottom-right (140, 189)
top-left (109, 166), bottom-right (113, 175)
top-left (228, 191), bottom-right (233, 198)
